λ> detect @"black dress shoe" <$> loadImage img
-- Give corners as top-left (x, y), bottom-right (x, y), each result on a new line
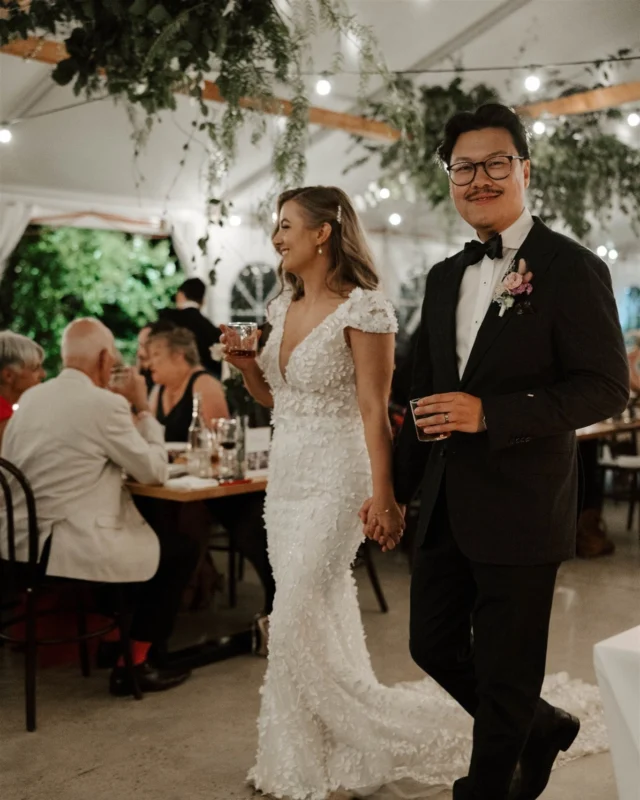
top-left (109, 661), bottom-right (191, 697)
top-left (96, 641), bottom-right (121, 669)
top-left (512, 709), bottom-right (580, 799)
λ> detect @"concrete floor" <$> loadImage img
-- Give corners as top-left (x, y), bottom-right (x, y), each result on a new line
top-left (1, 503), bottom-right (638, 800)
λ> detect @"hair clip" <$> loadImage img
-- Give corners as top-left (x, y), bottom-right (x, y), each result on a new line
top-left (336, 204), bottom-right (342, 224)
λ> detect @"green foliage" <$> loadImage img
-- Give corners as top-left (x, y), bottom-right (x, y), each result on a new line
top-left (349, 75), bottom-right (640, 240)
top-left (0, 1), bottom-right (387, 195)
top-left (0, 226), bottom-right (183, 371)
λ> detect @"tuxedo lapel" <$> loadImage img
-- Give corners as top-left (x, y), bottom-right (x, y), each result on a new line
top-left (434, 254), bottom-right (468, 389)
top-left (460, 217), bottom-right (558, 388)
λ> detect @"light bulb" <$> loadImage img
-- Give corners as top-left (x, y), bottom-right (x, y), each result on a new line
top-left (388, 213), bottom-right (402, 226)
top-left (524, 75), bottom-right (541, 92)
top-left (315, 79), bottom-right (332, 96)
top-left (628, 113), bottom-right (640, 128)
top-left (596, 245), bottom-right (608, 258)
top-left (379, 187), bottom-right (391, 200)
top-left (229, 215), bottom-right (242, 227)
top-left (271, 212), bottom-right (278, 224)
top-left (0, 127), bottom-right (12, 144)
top-left (608, 249), bottom-right (618, 261)
top-left (532, 121), bottom-right (546, 135)
top-left (354, 195), bottom-right (367, 212)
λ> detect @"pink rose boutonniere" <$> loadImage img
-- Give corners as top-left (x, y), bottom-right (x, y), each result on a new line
top-left (494, 258), bottom-right (533, 317)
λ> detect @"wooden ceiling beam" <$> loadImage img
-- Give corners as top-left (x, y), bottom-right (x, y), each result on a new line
top-left (2, 36), bottom-right (639, 140)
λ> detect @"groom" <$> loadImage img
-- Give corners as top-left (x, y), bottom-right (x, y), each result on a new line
top-left (365, 104), bottom-right (629, 799)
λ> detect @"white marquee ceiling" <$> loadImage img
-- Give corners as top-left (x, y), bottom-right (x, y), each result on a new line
top-left (0, 0), bottom-right (639, 250)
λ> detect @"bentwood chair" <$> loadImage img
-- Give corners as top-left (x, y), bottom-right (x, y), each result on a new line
top-left (0, 457), bottom-right (141, 731)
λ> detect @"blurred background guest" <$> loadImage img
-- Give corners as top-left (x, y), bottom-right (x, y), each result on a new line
top-left (147, 323), bottom-right (228, 436)
top-left (0, 330), bottom-right (45, 448)
top-left (147, 322), bottom-right (274, 638)
top-left (158, 277), bottom-right (222, 378)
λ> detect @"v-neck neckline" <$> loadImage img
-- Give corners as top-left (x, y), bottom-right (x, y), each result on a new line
top-left (277, 288), bottom-right (357, 383)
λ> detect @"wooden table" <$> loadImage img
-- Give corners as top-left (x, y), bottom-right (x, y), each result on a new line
top-left (576, 419), bottom-right (640, 441)
top-left (127, 477), bottom-right (268, 502)
top-left (126, 476), bottom-right (268, 669)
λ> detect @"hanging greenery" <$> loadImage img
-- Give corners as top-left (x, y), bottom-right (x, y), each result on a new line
top-left (0, 0), bottom-right (386, 198)
top-left (349, 73), bottom-right (640, 240)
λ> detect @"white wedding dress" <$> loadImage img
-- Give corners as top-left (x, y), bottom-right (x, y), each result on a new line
top-left (248, 287), bottom-right (607, 800)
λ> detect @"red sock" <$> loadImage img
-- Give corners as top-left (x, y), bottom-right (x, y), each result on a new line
top-left (117, 640), bottom-right (151, 667)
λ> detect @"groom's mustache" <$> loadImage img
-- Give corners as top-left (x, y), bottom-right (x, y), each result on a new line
top-left (464, 187), bottom-right (503, 201)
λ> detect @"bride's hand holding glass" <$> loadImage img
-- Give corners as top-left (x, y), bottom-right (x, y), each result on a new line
top-left (219, 324), bottom-right (262, 372)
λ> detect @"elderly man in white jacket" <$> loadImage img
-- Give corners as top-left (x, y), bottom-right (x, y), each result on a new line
top-left (1, 318), bottom-right (196, 695)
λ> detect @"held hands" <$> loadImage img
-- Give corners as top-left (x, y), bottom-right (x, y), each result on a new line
top-left (220, 324), bottom-right (262, 372)
top-left (414, 392), bottom-right (486, 436)
top-left (358, 497), bottom-right (406, 553)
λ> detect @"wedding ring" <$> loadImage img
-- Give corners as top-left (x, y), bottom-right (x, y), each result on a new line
top-left (444, 413), bottom-right (450, 424)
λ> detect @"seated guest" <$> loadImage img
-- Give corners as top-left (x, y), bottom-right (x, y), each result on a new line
top-left (0, 331), bottom-right (45, 449)
top-left (148, 323), bottom-right (229, 435)
top-left (0, 318), bottom-right (196, 695)
top-left (149, 323), bottom-right (275, 641)
top-left (158, 277), bottom-right (222, 378)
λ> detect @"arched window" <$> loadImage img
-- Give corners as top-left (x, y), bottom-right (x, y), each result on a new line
top-left (230, 263), bottom-right (278, 324)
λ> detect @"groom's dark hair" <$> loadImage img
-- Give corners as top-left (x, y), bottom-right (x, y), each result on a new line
top-left (437, 103), bottom-right (530, 166)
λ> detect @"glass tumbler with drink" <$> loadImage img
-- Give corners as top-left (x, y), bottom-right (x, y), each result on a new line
top-left (224, 323), bottom-right (259, 358)
top-left (410, 398), bottom-right (450, 442)
top-left (217, 418), bottom-right (239, 479)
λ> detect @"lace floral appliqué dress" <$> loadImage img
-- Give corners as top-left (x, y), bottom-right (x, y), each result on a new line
top-left (248, 287), bottom-right (607, 800)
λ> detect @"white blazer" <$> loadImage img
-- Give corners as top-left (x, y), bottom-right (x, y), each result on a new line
top-left (0, 369), bottom-right (168, 583)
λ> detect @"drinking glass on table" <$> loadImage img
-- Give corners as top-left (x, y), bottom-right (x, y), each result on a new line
top-left (109, 364), bottom-right (133, 391)
top-left (410, 398), bottom-right (449, 442)
top-left (224, 323), bottom-right (259, 358)
top-left (217, 418), bottom-right (239, 479)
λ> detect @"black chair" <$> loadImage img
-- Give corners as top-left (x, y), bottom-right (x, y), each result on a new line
top-left (0, 457), bottom-right (142, 732)
top-left (208, 524), bottom-right (243, 608)
top-left (355, 539), bottom-right (389, 614)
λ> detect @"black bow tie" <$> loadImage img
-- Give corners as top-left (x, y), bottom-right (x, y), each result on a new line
top-left (462, 234), bottom-right (503, 265)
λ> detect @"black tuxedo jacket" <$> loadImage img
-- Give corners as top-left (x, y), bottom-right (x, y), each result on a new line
top-left (393, 218), bottom-right (629, 565)
top-left (158, 307), bottom-right (222, 379)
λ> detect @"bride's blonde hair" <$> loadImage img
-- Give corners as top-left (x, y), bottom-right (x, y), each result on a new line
top-left (273, 186), bottom-right (379, 301)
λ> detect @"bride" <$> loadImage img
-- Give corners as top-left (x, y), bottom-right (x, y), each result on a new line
top-left (221, 186), bottom-right (605, 800)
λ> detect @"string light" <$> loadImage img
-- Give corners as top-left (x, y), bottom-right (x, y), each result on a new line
top-left (229, 215), bottom-right (242, 227)
top-left (271, 212), bottom-right (278, 223)
top-left (532, 121), bottom-right (546, 135)
top-left (596, 245), bottom-right (608, 257)
top-left (524, 75), bottom-right (541, 92)
top-left (628, 113), bottom-right (640, 127)
top-left (315, 78), bottom-right (332, 96)
top-left (378, 187), bottom-right (391, 199)
top-left (388, 213), bottom-right (402, 226)
top-left (0, 127), bottom-right (12, 144)
top-left (608, 249), bottom-right (618, 261)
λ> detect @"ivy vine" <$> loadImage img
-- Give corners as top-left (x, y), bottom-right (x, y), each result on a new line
top-left (349, 71), bottom-right (640, 240)
top-left (0, 0), bottom-right (386, 214)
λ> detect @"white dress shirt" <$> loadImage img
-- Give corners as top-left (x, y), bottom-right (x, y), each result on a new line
top-left (456, 208), bottom-right (534, 377)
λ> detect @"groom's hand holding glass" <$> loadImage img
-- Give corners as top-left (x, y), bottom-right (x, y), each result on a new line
top-left (414, 392), bottom-right (486, 435)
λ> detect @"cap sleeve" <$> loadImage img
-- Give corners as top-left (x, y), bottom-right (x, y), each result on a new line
top-left (344, 288), bottom-right (398, 334)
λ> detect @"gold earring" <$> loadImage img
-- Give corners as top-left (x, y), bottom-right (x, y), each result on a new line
top-left (318, 246), bottom-right (323, 255)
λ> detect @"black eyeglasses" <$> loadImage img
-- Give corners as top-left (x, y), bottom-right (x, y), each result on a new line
top-left (447, 155), bottom-right (527, 186)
